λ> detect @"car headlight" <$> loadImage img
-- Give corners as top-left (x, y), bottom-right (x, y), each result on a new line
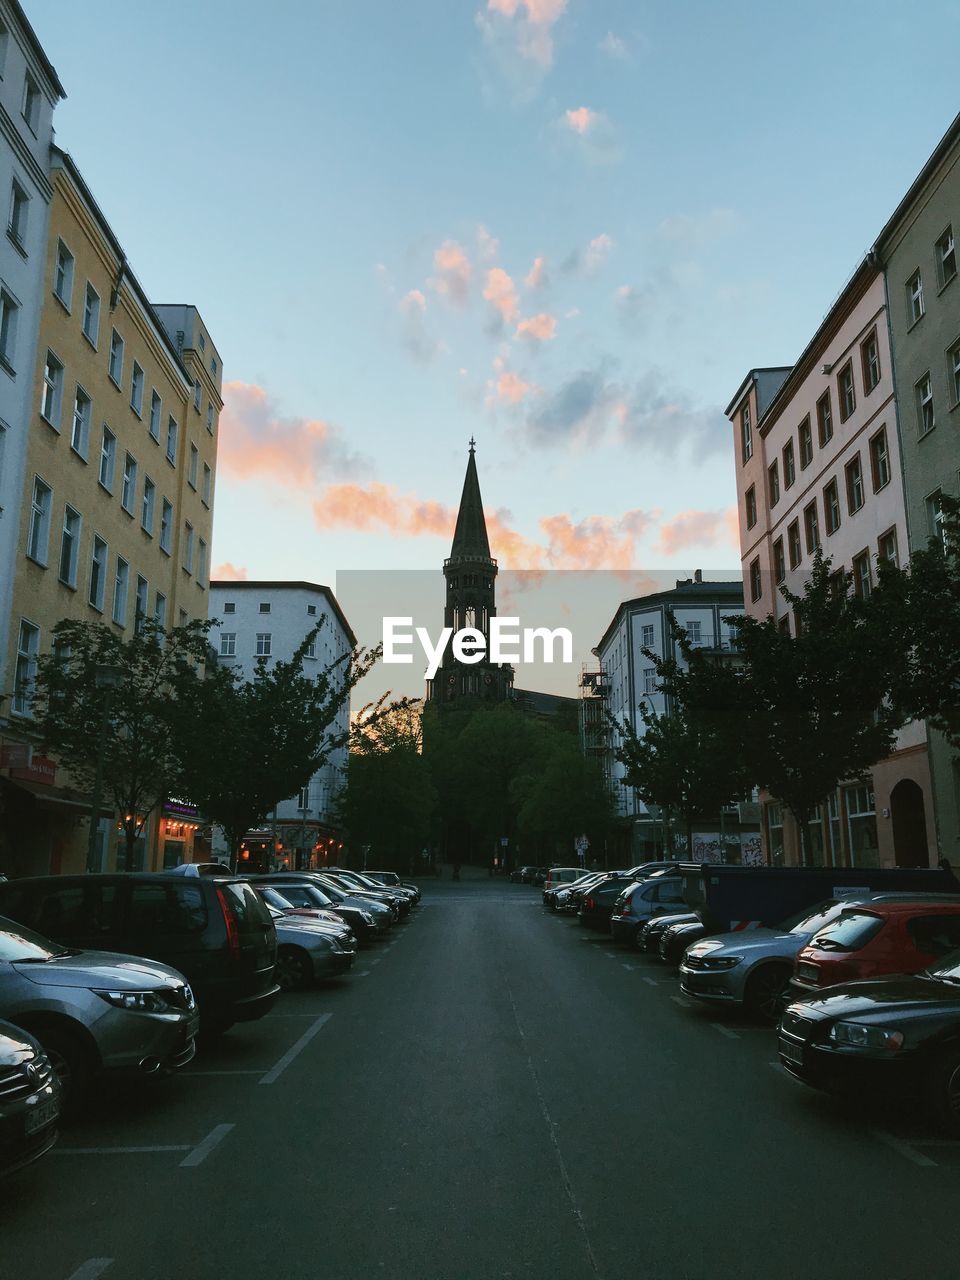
top-left (361, 911), bottom-right (376, 924)
top-left (828, 1021), bottom-right (904, 1051)
top-left (96, 989), bottom-right (178, 1014)
top-left (700, 956), bottom-right (742, 970)
top-left (687, 941), bottom-right (722, 958)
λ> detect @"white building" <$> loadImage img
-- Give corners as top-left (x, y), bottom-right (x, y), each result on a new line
top-left (0, 0), bottom-right (64, 697)
top-left (207, 580), bottom-right (355, 865)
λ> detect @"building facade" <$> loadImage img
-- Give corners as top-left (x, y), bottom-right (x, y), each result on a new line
top-left (0, 147), bottom-right (221, 877)
top-left (727, 263), bottom-right (932, 869)
top-left (207, 581), bottom-right (356, 869)
top-left (874, 111), bottom-right (960, 863)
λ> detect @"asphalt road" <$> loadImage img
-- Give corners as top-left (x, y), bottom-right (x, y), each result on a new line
top-left (4, 875), bottom-right (960, 1280)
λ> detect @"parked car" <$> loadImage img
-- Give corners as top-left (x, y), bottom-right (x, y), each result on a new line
top-left (266, 908), bottom-right (356, 990)
top-left (248, 877), bottom-right (382, 944)
top-left (267, 874), bottom-right (393, 935)
top-left (0, 916), bottom-right (198, 1100)
top-left (658, 918), bottom-right (709, 965)
top-left (638, 911), bottom-right (699, 954)
top-left (510, 866), bottom-right (536, 884)
top-left (578, 875), bottom-right (662, 932)
top-left (0, 1019), bottom-right (61, 1177)
top-left (543, 868), bottom-right (584, 895)
top-left (316, 873), bottom-right (400, 921)
top-left (791, 901), bottom-right (960, 996)
top-left (328, 868), bottom-right (415, 914)
top-left (543, 871), bottom-right (601, 912)
top-left (778, 950), bottom-right (960, 1133)
top-left (0, 874), bottom-right (279, 1034)
top-left (609, 876), bottom-right (689, 944)
top-left (365, 872), bottom-right (421, 901)
top-left (254, 885), bottom-right (355, 939)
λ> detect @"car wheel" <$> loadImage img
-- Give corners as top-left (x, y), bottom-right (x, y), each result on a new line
top-left (277, 946), bottom-right (313, 992)
top-left (35, 1025), bottom-right (93, 1106)
top-left (927, 1048), bottom-right (960, 1136)
top-left (744, 965), bottom-right (793, 1022)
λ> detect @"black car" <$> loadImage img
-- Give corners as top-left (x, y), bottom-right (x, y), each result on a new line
top-left (365, 872), bottom-right (421, 901)
top-left (0, 1020), bottom-right (60, 1177)
top-left (659, 919), bottom-right (710, 965)
top-left (578, 877), bottom-right (633, 932)
top-left (778, 951), bottom-right (960, 1133)
top-left (249, 877), bottom-right (382, 945)
top-left (0, 874), bottom-right (279, 1033)
top-left (639, 911), bottom-right (699, 954)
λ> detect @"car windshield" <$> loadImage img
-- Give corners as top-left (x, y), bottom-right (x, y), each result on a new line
top-left (316, 879), bottom-right (347, 902)
top-left (276, 883), bottom-right (333, 909)
top-left (259, 887), bottom-right (294, 910)
top-left (811, 910), bottom-right (884, 952)
top-left (0, 916), bottom-right (70, 963)
top-left (924, 949), bottom-right (960, 984)
top-left (782, 900), bottom-right (842, 935)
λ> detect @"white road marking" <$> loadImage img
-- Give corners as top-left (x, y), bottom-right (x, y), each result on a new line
top-left (621, 963), bottom-right (638, 971)
top-left (180, 1123), bottom-right (235, 1168)
top-left (356, 970), bottom-right (371, 977)
top-left (370, 957), bottom-right (382, 965)
top-left (259, 1012), bottom-right (332, 1085)
top-left (642, 977), bottom-right (659, 987)
top-left (65, 1261), bottom-right (113, 1280)
top-left (57, 1145), bottom-right (190, 1155)
top-left (182, 1070), bottom-right (261, 1076)
top-left (870, 1129), bottom-right (938, 1168)
top-left (710, 1024), bottom-right (740, 1040)
top-left (670, 995), bottom-right (687, 1006)
top-left (603, 952), bottom-right (616, 959)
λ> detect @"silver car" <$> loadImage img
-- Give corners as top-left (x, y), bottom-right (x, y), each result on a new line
top-left (679, 892), bottom-right (960, 1020)
top-left (268, 908), bottom-right (357, 990)
top-left (0, 916), bottom-right (198, 1099)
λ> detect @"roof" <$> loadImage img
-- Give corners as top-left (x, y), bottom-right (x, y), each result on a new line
top-left (207, 580), bottom-right (357, 647)
top-left (6, 0), bottom-right (66, 98)
top-left (874, 110), bottom-right (960, 257)
top-left (595, 579), bottom-right (744, 657)
top-left (448, 444), bottom-right (493, 562)
top-left (723, 367), bottom-right (793, 418)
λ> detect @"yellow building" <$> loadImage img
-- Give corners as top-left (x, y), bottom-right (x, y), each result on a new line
top-left (0, 147), bottom-right (223, 877)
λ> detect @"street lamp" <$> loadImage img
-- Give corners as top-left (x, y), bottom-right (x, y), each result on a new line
top-left (86, 663), bottom-right (123, 873)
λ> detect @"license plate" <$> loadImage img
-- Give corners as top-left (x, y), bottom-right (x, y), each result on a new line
top-left (24, 1095), bottom-right (59, 1135)
top-left (779, 1038), bottom-right (804, 1067)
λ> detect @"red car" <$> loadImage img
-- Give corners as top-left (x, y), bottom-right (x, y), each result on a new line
top-left (791, 900), bottom-right (960, 994)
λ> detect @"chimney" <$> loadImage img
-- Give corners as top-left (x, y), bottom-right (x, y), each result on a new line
top-left (694, 569), bottom-right (702, 584)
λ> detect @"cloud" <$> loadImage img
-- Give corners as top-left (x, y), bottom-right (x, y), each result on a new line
top-left (658, 208), bottom-right (739, 245)
top-left (477, 224), bottom-right (500, 261)
top-left (313, 484), bottom-right (453, 539)
top-left (655, 508), bottom-right (740, 556)
top-left (563, 106), bottom-right (600, 136)
top-left (496, 370), bottom-right (537, 405)
top-left (429, 239), bottom-right (472, 307)
top-left (526, 366), bottom-right (619, 445)
top-left (556, 111), bottom-right (619, 163)
top-left (524, 256), bottom-right (548, 290)
top-left (537, 510), bottom-right (657, 570)
top-left (615, 282), bottom-right (656, 333)
top-left (599, 31), bottom-right (628, 59)
top-left (563, 232), bottom-right (615, 276)
top-left (515, 311), bottom-right (557, 343)
top-left (398, 289), bottom-right (441, 363)
top-left (482, 0), bottom-right (567, 67)
top-left (483, 267), bottom-right (520, 326)
top-left (218, 382), bottom-right (370, 489)
top-left (211, 562), bottom-right (248, 582)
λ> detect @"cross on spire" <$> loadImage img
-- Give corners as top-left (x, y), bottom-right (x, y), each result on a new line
top-left (468, 436), bottom-right (476, 454)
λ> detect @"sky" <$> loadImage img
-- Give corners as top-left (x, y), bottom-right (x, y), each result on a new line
top-left (26, 0), bottom-right (960, 663)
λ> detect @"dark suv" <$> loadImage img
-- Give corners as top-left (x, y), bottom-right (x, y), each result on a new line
top-left (0, 875), bottom-right (279, 1033)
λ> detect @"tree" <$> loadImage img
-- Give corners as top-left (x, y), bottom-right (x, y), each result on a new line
top-left (169, 621), bottom-right (379, 865)
top-left (31, 617), bottom-right (212, 864)
top-left (515, 737), bottom-right (614, 861)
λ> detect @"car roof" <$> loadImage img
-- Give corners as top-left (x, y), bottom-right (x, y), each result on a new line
top-left (838, 899), bottom-right (960, 918)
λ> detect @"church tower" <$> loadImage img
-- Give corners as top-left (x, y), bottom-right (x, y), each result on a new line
top-left (428, 441), bottom-right (514, 705)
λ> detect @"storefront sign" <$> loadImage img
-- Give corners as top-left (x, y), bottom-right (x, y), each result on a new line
top-left (0, 744), bottom-right (33, 769)
top-left (163, 797), bottom-right (200, 820)
top-left (10, 754), bottom-right (56, 785)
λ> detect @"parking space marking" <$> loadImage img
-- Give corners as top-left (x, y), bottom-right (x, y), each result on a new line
top-left (642, 977), bottom-right (659, 986)
top-left (356, 970), bottom-right (371, 977)
top-left (57, 1144), bottom-right (191, 1155)
top-left (370, 957), bottom-right (383, 965)
top-left (180, 1123), bottom-right (236, 1168)
top-left (621, 963), bottom-right (638, 971)
top-left (710, 1024), bottom-right (740, 1040)
top-left (182, 1070), bottom-right (260, 1076)
top-left (259, 1012), bottom-right (333, 1085)
top-left (870, 1129), bottom-right (938, 1168)
top-left (65, 1260), bottom-right (113, 1280)
top-left (670, 995), bottom-right (687, 1007)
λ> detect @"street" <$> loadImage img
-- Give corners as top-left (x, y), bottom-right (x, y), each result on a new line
top-left (4, 875), bottom-right (960, 1280)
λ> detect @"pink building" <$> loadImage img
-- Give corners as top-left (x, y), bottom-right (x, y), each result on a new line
top-left (726, 258), bottom-right (933, 869)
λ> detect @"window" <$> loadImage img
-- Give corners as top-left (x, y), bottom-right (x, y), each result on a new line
top-left (803, 500), bottom-right (820, 554)
top-left (113, 557), bottom-right (129, 625)
top-left (837, 362), bottom-right (856, 421)
top-left (141, 477), bottom-right (155, 534)
top-left (878, 527), bottom-right (899, 568)
top-left (845, 784), bottom-right (879, 867)
top-left (852, 550), bottom-right (872, 600)
top-left (135, 576), bottom-right (148, 635)
top-left (640, 623), bottom-right (655, 647)
top-left (767, 461), bottom-right (780, 507)
top-left (782, 439), bottom-right (796, 490)
top-left (198, 333), bottom-right (206, 352)
top-left (160, 499), bottom-right (173, 554)
top-left (796, 416), bottom-right (813, 470)
top-left (816, 391), bottom-right (833, 446)
top-left (27, 477), bottom-right (51, 563)
top-left (130, 361), bottom-right (144, 415)
top-left (149, 390), bottom-right (161, 440)
top-left (206, 402), bottom-right (214, 434)
top-left (21, 72), bottom-right (40, 132)
top-left (223, 602), bottom-right (236, 614)
top-left (788, 520), bottom-right (802, 569)
top-left (54, 240), bottom-right (74, 307)
top-left (193, 380), bottom-right (201, 412)
top-left (917, 372), bottom-right (935, 434)
top-left (166, 416), bottom-right (178, 464)
top-left (845, 454), bottom-right (864, 513)
top-left (89, 536), bottom-right (107, 610)
top-left (59, 506), bottom-right (81, 586)
top-left (869, 427), bottom-right (890, 491)
top-left (306, 636), bottom-right (317, 659)
top-left (642, 667), bottom-right (657, 694)
top-left (13, 621), bottom-right (39, 715)
top-left (937, 227), bottom-right (956, 287)
top-left (70, 387), bottom-right (91, 457)
top-left (297, 786), bottom-right (309, 811)
top-left (307, 604), bottom-right (317, 617)
top-left (220, 632), bottom-right (236, 657)
top-left (210, 356), bottom-right (217, 377)
top-left (108, 329), bottom-right (124, 387)
top-left (773, 537), bottom-right (786, 585)
top-left (766, 803), bottom-right (784, 865)
top-left (740, 404), bottom-right (752, 462)
top-left (0, 286), bottom-right (19, 372)
top-left (202, 462), bottom-right (211, 506)
top-left (8, 178), bottom-right (28, 250)
top-left (951, 341), bottom-right (960, 406)
top-left (860, 331), bottom-right (880, 393)
top-left (188, 443), bottom-right (199, 489)
top-left (98, 427), bottom-right (116, 491)
top-left (778, 615), bottom-right (791, 637)
top-left (685, 620), bottom-right (702, 645)
top-left (749, 557), bottom-right (762, 603)
top-left (40, 351), bottom-right (63, 426)
top-left (197, 539), bottom-right (207, 586)
top-left (259, 602), bottom-right (271, 614)
top-left (182, 522), bottom-right (194, 574)
top-left (907, 271), bottom-right (924, 324)
top-left (823, 479), bottom-right (841, 534)
top-left (154, 591), bottom-right (166, 628)
top-left (178, 609), bottom-right (187, 627)
top-left (927, 491), bottom-right (946, 548)
top-left (256, 633), bottom-right (272, 657)
top-left (82, 283), bottom-right (100, 346)
top-left (120, 453), bottom-right (137, 514)
top-left (744, 484), bottom-right (757, 530)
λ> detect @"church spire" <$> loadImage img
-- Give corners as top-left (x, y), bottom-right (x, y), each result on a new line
top-left (449, 439), bottom-right (492, 562)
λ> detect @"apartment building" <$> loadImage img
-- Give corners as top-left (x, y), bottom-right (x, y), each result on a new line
top-left (874, 111), bottom-right (960, 862)
top-left (0, 147), bottom-right (222, 877)
top-left (207, 581), bottom-right (356, 869)
top-left (727, 261), bottom-right (931, 869)
top-left (0, 0), bottom-right (64, 698)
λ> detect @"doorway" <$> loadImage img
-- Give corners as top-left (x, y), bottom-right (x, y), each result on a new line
top-left (891, 779), bottom-right (928, 868)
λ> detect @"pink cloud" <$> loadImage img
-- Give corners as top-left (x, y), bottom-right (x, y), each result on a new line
top-left (483, 267), bottom-right (520, 325)
top-left (429, 240), bottom-right (472, 307)
top-left (656, 508), bottom-right (740, 556)
top-left (496, 370), bottom-right (536, 404)
top-left (524, 256), bottom-right (548, 289)
top-left (400, 288), bottom-right (426, 312)
top-left (485, 0), bottom-right (567, 66)
top-left (212, 562), bottom-right (248, 582)
top-left (564, 106), bottom-right (599, 136)
top-left (516, 312), bottom-right (557, 342)
top-left (477, 224), bottom-right (500, 261)
top-left (585, 232), bottom-right (614, 271)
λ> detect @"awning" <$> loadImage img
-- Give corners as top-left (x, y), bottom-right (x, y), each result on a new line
top-left (0, 775), bottom-right (113, 817)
